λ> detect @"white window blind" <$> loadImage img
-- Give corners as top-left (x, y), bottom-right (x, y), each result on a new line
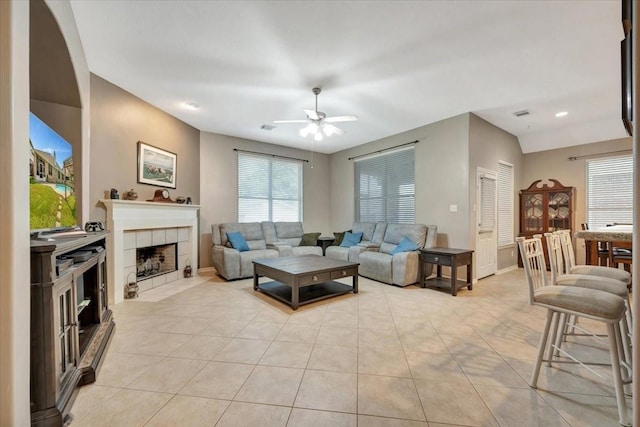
top-left (355, 147), bottom-right (415, 223)
top-left (479, 174), bottom-right (496, 232)
top-left (237, 152), bottom-right (302, 222)
top-left (586, 155), bottom-right (633, 229)
top-left (497, 161), bottom-right (514, 246)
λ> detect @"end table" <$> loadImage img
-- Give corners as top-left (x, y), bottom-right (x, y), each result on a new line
top-left (316, 236), bottom-right (335, 255)
top-left (420, 247), bottom-right (473, 296)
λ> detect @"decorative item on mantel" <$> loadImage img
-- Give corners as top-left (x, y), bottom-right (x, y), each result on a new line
top-left (184, 259), bottom-right (193, 278)
top-left (124, 189), bottom-right (138, 200)
top-left (109, 188), bottom-right (119, 199)
top-left (176, 196), bottom-right (186, 204)
top-left (125, 271), bottom-right (139, 299)
top-left (148, 189), bottom-right (176, 203)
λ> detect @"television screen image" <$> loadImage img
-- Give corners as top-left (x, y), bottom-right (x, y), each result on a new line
top-left (29, 112), bottom-right (76, 230)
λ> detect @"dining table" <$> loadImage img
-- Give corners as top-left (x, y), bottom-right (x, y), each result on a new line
top-left (574, 224), bottom-right (633, 266)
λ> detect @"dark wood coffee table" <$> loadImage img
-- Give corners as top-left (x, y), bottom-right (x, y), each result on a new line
top-left (253, 255), bottom-right (359, 309)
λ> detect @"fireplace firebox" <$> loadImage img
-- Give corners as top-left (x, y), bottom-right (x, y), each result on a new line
top-left (136, 243), bottom-right (178, 280)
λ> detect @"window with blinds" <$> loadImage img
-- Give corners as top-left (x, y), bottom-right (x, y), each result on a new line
top-left (497, 161), bottom-right (514, 246)
top-left (479, 174), bottom-right (496, 232)
top-left (237, 152), bottom-right (303, 222)
top-left (355, 147), bottom-right (415, 223)
top-left (586, 155), bottom-right (633, 229)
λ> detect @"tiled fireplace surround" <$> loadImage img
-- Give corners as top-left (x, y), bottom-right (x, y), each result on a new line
top-left (101, 200), bottom-right (199, 304)
top-left (126, 230), bottom-right (185, 290)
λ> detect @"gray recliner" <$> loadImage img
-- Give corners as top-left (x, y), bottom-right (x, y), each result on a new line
top-left (211, 222), bottom-right (279, 280)
top-left (359, 223), bottom-right (437, 286)
top-left (325, 222), bottom-right (387, 262)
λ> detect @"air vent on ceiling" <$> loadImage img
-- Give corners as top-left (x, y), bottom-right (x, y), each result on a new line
top-left (513, 109), bottom-right (530, 117)
top-left (261, 124), bottom-right (275, 131)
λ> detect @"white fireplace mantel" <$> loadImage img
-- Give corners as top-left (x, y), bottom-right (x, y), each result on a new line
top-left (100, 200), bottom-right (200, 304)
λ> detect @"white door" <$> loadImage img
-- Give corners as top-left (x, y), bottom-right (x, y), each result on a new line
top-left (476, 168), bottom-right (497, 279)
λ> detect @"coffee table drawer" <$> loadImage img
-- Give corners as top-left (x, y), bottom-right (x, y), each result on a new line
top-left (331, 267), bottom-right (357, 279)
top-left (299, 271), bottom-right (331, 286)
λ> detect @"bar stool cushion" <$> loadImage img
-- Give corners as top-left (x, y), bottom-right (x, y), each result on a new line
top-left (533, 286), bottom-right (625, 320)
top-left (569, 265), bottom-right (631, 285)
top-left (555, 275), bottom-right (629, 298)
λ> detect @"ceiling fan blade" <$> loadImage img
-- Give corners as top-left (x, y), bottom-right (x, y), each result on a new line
top-left (304, 109), bottom-right (320, 120)
top-left (272, 119), bottom-right (309, 124)
top-left (322, 123), bottom-right (345, 136)
top-left (325, 115), bottom-right (358, 123)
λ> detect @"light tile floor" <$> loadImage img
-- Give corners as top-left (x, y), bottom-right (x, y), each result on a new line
top-left (70, 269), bottom-right (633, 426)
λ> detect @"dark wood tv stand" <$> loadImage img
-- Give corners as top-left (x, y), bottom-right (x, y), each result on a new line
top-left (30, 231), bottom-right (115, 426)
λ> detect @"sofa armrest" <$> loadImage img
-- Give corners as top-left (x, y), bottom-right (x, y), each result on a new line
top-left (267, 243), bottom-right (293, 257)
top-left (212, 245), bottom-right (241, 279)
top-left (267, 241), bottom-right (289, 248)
top-left (357, 242), bottom-right (380, 251)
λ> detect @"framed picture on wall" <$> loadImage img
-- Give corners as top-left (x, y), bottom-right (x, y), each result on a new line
top-left (137, 141), bottom-right (177, 188)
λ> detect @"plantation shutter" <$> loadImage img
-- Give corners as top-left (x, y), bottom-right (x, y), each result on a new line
top-left (237, 152), bottom-right (302, 222)
top-left (586, 156), bottom-right (633, 229)
top-left (355, 147), bottom-right (415, 223)
top-left (497, 161), bottom-right (514, 246)
top-left (479, 174), bottom-right (496, 232)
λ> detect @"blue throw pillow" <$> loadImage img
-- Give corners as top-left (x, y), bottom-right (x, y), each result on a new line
top-left (226, 231), bottom-right (250, 252)
top-left (390, 236), bottom-right (420, 255)
top-left (339, 231), bottom-right (363, 248)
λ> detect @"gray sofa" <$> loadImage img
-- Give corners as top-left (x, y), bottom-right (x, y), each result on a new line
top-left (359, 223), bottom-right (437, 286)
top-left (325, 222), bottom-right (387, 262)
top-left (211, 221), bottom-right (322, 280)
top-left (211, 222), bottom-right (279, 280)
top-left (261, 221), bottom-right (323, 257)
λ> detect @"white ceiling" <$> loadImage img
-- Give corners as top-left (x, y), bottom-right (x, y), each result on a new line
top-left (69, 1), bottom-right (627, 154)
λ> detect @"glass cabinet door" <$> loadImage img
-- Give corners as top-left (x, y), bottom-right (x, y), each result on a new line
top-left (548, 191), bottom-right (570, 231)
top-left (54, 279), bottom-right (77, 385)
top-left (523, 193), bottom-right (544, 232)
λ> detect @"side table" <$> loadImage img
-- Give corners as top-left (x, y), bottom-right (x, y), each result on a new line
top-left (420, 247), bottom-right (473, 296)
top-left (317, 236), bottom-right (335, 255)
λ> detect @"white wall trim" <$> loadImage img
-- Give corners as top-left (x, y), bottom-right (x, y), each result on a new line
top-left (496, 264), bottom-right (519, 275)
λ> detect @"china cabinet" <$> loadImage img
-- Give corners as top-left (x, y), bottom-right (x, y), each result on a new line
top-left (519, 179), bottom-right (575, 267)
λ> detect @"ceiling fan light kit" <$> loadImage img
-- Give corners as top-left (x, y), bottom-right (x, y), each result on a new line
top-left (274, 87), bottom-right (358, 141)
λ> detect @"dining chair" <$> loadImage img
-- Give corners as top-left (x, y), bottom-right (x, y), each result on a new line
top-left (517, 236), bottom-right (630, 426)
top-left (610, 246), bottom-right (633, 273)
top-left (605, 224), bottom-right (633, 273)
top-left (581, 223), bottom-right (613, 266)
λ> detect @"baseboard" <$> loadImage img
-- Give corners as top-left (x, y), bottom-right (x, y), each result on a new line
top-left (496, 264), bottom-right (519, 275)
top-left (198, 266), bottom-right (216, 273)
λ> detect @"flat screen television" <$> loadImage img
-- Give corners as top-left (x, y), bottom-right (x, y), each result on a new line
top-left (621, 0), bottom-right (633, 136)
top-left (29, 112), bottom-right (76, 231)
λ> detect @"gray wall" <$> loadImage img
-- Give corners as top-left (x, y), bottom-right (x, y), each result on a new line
top-left (89, 73), bottom-right (201, 222)
top-left (199, 132), bottom-right (331, 268)
top-left (522, 136), bottom-right (632, 264)
top-left (329, 114), bottom-right (471, 249)
top-left (468, 113), bottom-right (523, 271)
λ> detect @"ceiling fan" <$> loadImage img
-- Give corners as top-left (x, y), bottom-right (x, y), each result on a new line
top-left (273, 87), bottom-right (358, 141)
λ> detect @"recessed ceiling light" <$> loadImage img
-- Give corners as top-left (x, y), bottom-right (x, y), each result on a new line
top-left (184, 102), bottom-right (199, 111)
top-left (555, 111), bottom-right (568, 118)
